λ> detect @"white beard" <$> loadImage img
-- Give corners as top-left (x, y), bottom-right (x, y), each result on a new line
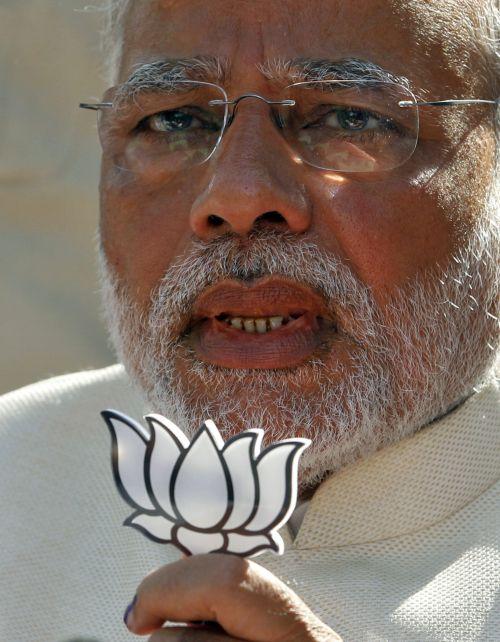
top-left (99, 211), bottom-right (499, 490)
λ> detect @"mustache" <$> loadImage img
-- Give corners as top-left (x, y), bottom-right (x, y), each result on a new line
top-left (149, 229), bottom-right (375, 336)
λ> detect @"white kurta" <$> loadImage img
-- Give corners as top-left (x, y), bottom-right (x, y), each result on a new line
top-left (0, 365), bottom-right (498, 642)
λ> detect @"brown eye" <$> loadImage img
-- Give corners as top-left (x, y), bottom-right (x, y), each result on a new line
top-left (148, 110), bottom-right (201, 132)
top-left (324, 108), bottom-right (380, 131)
top-left (336, 108), bottom-right (371, 130)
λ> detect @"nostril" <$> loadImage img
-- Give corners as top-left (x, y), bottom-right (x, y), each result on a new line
top-left (256, 211), bottom-right (286, 225)
top-left (207, 214), bottom-right (225, 228)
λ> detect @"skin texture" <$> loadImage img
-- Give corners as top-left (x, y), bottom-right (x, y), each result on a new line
top-left (99, 0), bottom-right (496, 639)
top-left (98, 0), bottom-right (497, 457)
top-left (125, 555), bottom-right (340, 641)
top-left (101, 0), bottom-right (494, 359)
top-left (103, 0), bottom-right (494, 306)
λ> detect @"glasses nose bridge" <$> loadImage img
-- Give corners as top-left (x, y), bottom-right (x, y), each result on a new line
top-left (231, 93), bottom-right (294, 107)
top-left (211, 93), bottom-right (295, 128)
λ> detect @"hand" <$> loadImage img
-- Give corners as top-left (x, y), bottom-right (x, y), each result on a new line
top-left (124, 553), bottom-right (342, 641)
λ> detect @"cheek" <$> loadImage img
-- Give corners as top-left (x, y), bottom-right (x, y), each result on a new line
top-left (100, 162), bottom-right (195, 307)
top-left (314, 178), bottom-right (456, 295)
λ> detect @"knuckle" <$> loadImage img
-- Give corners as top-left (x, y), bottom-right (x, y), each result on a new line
top-left (215, 554), bottom-right (251, 592)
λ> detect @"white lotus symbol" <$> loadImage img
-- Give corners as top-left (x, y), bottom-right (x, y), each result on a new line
top-left (102, 410), bottom-right (310, 557)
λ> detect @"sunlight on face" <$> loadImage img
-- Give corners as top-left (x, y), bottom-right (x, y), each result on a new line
top-left (99, 0), bottom-right (499, 489)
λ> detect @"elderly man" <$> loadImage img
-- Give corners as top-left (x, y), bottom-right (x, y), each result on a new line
top-left (1, 0), bottom-right (499, 640)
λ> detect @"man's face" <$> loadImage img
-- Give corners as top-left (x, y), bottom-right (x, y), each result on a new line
top-left (99, 0), bottom-right (498, 486)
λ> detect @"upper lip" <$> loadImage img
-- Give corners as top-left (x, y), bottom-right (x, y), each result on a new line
top-left (190, 276), bottom-right (332, 324)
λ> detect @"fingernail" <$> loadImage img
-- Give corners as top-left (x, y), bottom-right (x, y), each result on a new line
top-left (123, 594), bottom-right (137, 628)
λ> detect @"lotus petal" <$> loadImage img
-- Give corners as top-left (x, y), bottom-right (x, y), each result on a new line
top-left (103, 410), bottom-right (310, 559)
top-left (102, 410), bottom-right (155, 511)
top-left (176, 527), bottom-right (225, 555)
top-left (173, 421), bottom-right (230, 530)
top-left (145, 414), bottom-right (189, 520)
top-left (125, 512), bottom-right (175, 543)
top-left (246, 440), bottom-right (310, 533)
top-left (226, 532), bottom-right (283, 556)
top-left (223, 430), bottom-right (262, 530)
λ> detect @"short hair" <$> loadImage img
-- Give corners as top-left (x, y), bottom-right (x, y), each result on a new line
top-left (101, 0), bottom-right (130, 82)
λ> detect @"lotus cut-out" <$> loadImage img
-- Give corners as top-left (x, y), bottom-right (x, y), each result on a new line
top-left (102, 410), bottom-right (310, 557)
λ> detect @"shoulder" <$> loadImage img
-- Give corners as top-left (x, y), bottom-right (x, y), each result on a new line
top-left (0, 364), bottom-right (147, 529)
top-left (0, 367), bottom-right (177, 638)
top-left (0, 364), bottom-right (129, 407)
top-left (0, 364), bottom-right (145, 441)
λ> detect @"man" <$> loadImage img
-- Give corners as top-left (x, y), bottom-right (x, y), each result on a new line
top-left (1, 0), bottom-right (499, 640)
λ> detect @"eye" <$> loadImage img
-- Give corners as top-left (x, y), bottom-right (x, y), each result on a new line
top-left (325, 108), bottom-right (382, 131)
top-left (146, 109), bottom-right (205, 133)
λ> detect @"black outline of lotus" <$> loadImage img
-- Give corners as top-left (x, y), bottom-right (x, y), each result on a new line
top-left (102, 409), bottom-right (310, 557)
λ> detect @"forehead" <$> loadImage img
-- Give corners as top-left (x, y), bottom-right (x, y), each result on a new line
top-left (119, 0), bottom-right (485, 95)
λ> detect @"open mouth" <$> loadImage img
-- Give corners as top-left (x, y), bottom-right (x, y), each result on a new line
top-left (186, 277), bottom-right (337, 369)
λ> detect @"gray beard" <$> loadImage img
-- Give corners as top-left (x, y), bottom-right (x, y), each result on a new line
top-left (98, 217), bottom-right (499, 490)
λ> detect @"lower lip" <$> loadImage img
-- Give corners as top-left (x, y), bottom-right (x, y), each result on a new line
top-left (190, 315), bottom-right (330, 369)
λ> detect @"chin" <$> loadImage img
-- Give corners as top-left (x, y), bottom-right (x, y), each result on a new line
top-left (100, 217), bottom-right (499, 486)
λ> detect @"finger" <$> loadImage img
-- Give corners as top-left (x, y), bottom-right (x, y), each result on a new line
top-left (126, 554), bottom-right (339, 641)
top-left (149, 625), bottom-right (243, 641)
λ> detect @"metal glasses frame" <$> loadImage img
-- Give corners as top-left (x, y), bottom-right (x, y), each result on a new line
top-left (79, 80), bottom-right (498, 170)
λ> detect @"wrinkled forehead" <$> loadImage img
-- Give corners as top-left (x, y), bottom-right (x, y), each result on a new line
top-left (118, 0), bottom-right (489, 96)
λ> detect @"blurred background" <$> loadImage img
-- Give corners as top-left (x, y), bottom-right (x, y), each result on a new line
top-left (0, 0), bottom-right (114, 394)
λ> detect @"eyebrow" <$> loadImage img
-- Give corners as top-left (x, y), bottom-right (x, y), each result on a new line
top-left (259, 57), bottom-right (412, 88)
top-left (115, 55), bottom-right (413, 103)
top-left (115, 56), bottom-right (228, 103)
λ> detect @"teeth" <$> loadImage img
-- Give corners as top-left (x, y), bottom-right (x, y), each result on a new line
top-left (230, 317), bottom-right (243, 330)
top-left (255, 319), bottom-right (267, 334)
top-left (225, 315), bottom-right (288, 333)
top-left (243, 319), bottom-right (256, 333)
top-left (269, 316), bottom-right (284, 330)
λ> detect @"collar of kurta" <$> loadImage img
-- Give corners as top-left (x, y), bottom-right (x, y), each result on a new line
top-left (282, 379), bottom-right (499, 550)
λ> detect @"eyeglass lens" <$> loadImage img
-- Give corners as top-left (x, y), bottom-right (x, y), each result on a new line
top-left (280, 81), bottom-right (419, 172)
top-left (97, 82), bottom-right (227, 175)
top-left (97, 80), bottom-right (419, 175)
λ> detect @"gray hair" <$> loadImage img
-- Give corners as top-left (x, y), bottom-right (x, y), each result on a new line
top-left (99, 0), bottom-right (130, 82)
top-left (478, 1), bottom-right (500, 106)
top-left (481, 1), bottom-right (500, 139)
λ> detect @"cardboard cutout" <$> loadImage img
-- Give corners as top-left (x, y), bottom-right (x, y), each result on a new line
top-left (102, 409), bottom-right (310, 557)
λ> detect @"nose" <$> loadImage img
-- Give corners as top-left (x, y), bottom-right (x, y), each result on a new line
top-left (189, 104), bottom-right (312, 240)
